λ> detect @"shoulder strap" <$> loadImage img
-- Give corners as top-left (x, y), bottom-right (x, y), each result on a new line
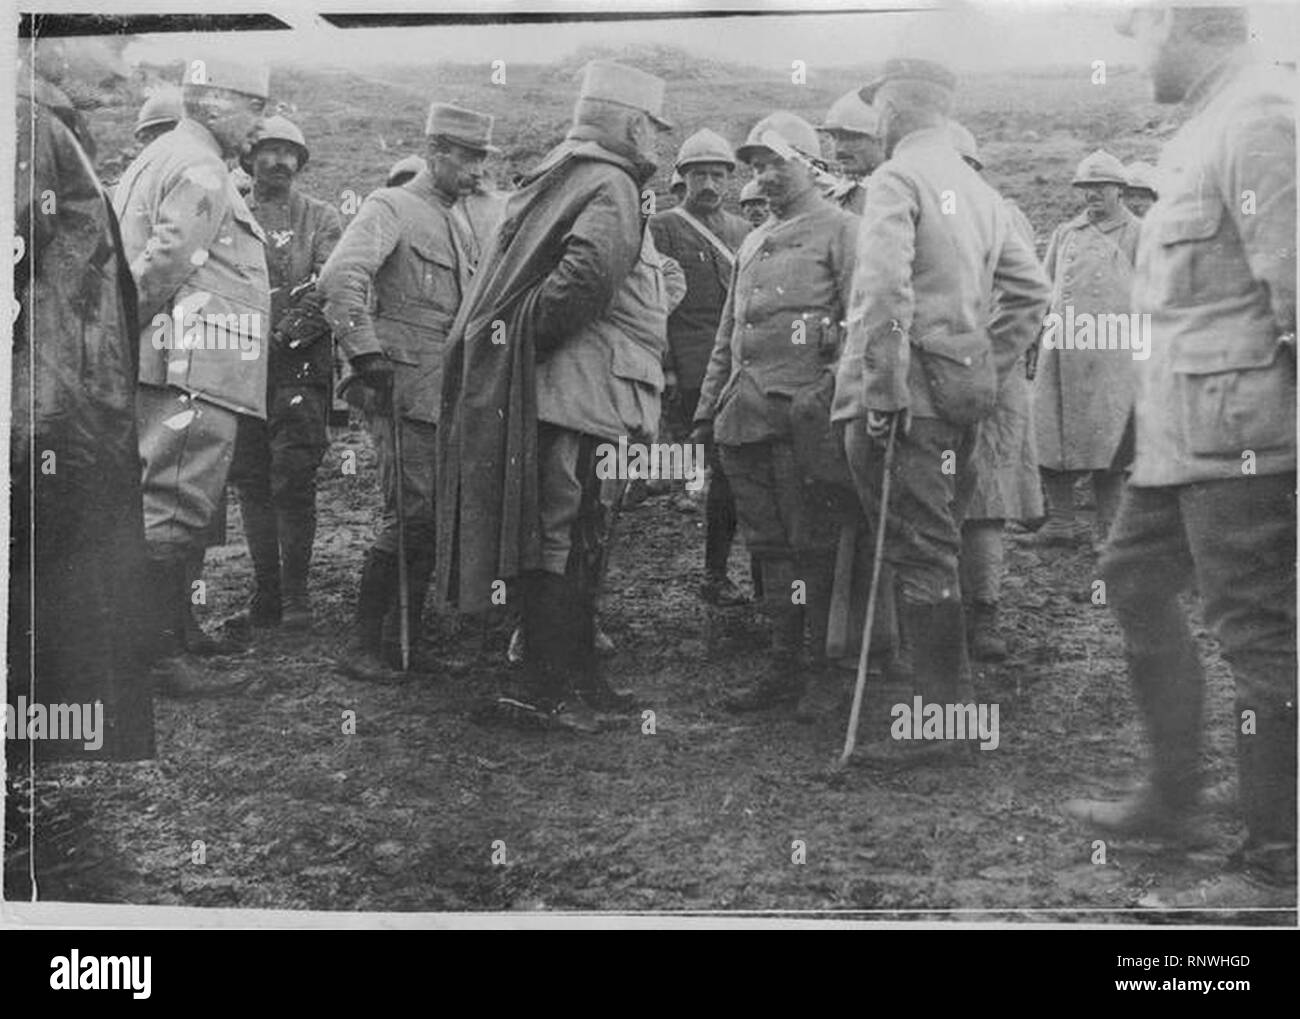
top-left (669, 205), bottom-right (736, 269)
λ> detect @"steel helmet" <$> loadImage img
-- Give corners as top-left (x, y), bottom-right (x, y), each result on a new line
top-left (819, 89), bottom-right (880, 137)
top-left (1125, 160), bottom-right (1160, 197)
top-left (739, 180), bottom-right (765, 204)
top-left (1071, 149), bottom-right (1127, 187)
top-left (736, 111), bottom-right (820, 165)
top-left (948, 121), bottom-right (981, 170)
top-left (387, 154), bottom-right (428, 187)
top-left (251, 114), bottom-right (309, 168)
top-left (675, 128), bottom-right (736, 172)
top-left (134, 87), bottom-right (182, 138)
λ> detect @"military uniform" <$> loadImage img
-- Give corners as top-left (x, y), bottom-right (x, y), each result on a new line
top-left (1033, 200), bottom-right (1141, 539)
top-left (321, 166), bottom-right (498, 657)
top-left (649, 200), bottom-right (750, 597)
top-left (961, 200), bottom-right (1045, 658)
top-left (1098, 52), bottom-right (1296, 884)
top-left (228, 185), bottom-right (342, 623)
top-left (114, 115), bottom-right (271, 655)
top-left (697, 189), bottom-right (860, 677)
top-left (833, 121), bottom-right (1050, 705)
top-left (10, 70), bottom-right (155, 761)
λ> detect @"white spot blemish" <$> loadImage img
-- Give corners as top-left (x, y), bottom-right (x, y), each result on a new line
top-left (290, 394), bottom-right (303, 406)
top-left (190, 249), bottom-right (209, 267)
top-left (183, 164), bottom-right (224, 191)
top-left (163, 409), bottom-right (196, 430)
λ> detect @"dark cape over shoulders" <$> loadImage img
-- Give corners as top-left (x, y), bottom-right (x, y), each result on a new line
top-left (434, 139), bottom-right (642, 613)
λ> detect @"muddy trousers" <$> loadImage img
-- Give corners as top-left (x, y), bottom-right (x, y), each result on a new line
top-left (361, 413), bottom-right (437, 647)
top-left (524, 425), bottom-right (618, 697)
top-left (960, 519), bottom-right (1005, 606)
top-left (229, 385), bottom-right (329, 609)
top-left (1101, 476), bottom-right (1296, 877)
top-left (845, 417), bottom-right (977, 701)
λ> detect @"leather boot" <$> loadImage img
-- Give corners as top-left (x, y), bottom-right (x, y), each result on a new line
top-left (181, 549), bottom-right (244, 655)
top-left (968, 601), bottom-right (1008, 662)
top-left (514, 571), bottom-right (599, 732)
top-left (148, 555), bottom-right (251, 699)
top-left (1062, 643), bottom-right (1206, 844)
top-left (338, 548), bottom-right (399, 681)
top-left (700, 471), bottom-right (747, 606)
top-left (726, 557), bottom-right (805, 712)
top-left (236, 494), bottom-right (282, 627)
top-left (277, 504), bottom-right (315, 630)
top-left (1236, 690), bottom-right (1297, 870)
top-left (1025, 470), bottom-right (1088, 547)
top-left (794, 553), bottom-right (842, 723)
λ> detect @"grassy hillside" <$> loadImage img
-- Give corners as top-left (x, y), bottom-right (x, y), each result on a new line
top-left (87, 43), bottom-right (1173, 246)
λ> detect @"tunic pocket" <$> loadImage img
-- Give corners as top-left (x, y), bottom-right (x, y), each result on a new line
top-left (1171, 335), bottom-right (1295, 456)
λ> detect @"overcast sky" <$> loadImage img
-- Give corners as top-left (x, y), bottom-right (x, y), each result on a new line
top-left (30, 0), bottom-right (1300, 74)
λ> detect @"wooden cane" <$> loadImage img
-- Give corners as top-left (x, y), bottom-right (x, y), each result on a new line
top-left (836, 415), bottom-right (899, 769)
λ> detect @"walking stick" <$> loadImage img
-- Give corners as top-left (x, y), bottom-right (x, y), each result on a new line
top-left (836, 414), bottom-right (899, 769)
top-left (391, 399), bottom-right (411, 672)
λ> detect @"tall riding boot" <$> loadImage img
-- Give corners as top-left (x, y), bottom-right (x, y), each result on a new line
top-left (794, 552), bottom-right (845, 723)
top-left (517, 570), bottom-right (599, 731)
top-left (905, 601), bottom-right (971, 705)
top-left (238, 493), bottom-right (282, 627)
top-left (149, 553), bottom-right (251, 698)
top-left (339, 547), bottom-right (399, 680)
top-left (1235, 686), bottom-right (1297, 880)
top-left (961, 520), bottom-right (1008, 662)
top-left (1063, 638), bottom-right (1207, 843)
top-left (181, 548), bottom-right (244, 655)
top-left (700, 470), bottom-right (747, 606)
top-left (1031, 469), bottom-right (1087, 547)
top-left (726, 556), bottom-right (806, 712)
top-left (569, 568), bottom-right (636, 711)
top-left (277, 504), bottom-right (315, 630)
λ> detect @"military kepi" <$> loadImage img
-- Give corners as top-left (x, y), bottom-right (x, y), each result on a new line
top-left (183, 55), bottom-right (270, 99)
top-left (425, 103), bottom-right (499, 153)
top-left (858, 57), bottom-right (957, 104)
top-left (578, 60), bottom-right (672, 129)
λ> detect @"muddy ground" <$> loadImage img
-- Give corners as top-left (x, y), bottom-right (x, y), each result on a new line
top-left (4, 417), bottom-right (1274, 922)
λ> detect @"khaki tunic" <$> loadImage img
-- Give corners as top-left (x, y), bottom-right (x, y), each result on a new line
top-left (1032, 206), bottom-right (1142, 471)
top-left (1129, 54), bottom-right (1295, 486)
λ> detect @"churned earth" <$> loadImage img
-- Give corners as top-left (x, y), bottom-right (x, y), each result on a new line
top-left (5, 424), bottom-right (1270, 921)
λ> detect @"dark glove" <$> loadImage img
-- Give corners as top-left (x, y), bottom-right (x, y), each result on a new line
top-left (347, 352), bottom-right (395, 414)
top-left (273, 296), bottom-right (331, 353)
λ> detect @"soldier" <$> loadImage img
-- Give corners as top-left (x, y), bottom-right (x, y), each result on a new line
top-left (818, 88), bottom-right (885, 214)
top-left (738, 179), bottom-right (769, 227)
top-left (438, 60), bottom-right (674, 731)
top-left (10, 39), bottom-right (155, 760)
top-left (649, 129), bottom-right (752, 605)
top-left (1123, 160), bottom-right (1160, 218)
top-left (832, 60), bottom-right (1050, 751)
top-left (320, 103), bottom-right (501, 679)
top-left (949, 120), bottom-right (1045, 662)
top-left (227, 116), bottom-right (342, 631)
top-left (1029, 149), bottom-right (1142, 548)
top-left (1066, 4), bottom-right (1295, 909)
top-left (669, 169), bottom-right (686, 203)
top-left (134, 86), bottom-right (181, 147)
top-left (691, 112), bottom-right (860, 712)
top-left (113, 56), bottom-right (271, 696)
